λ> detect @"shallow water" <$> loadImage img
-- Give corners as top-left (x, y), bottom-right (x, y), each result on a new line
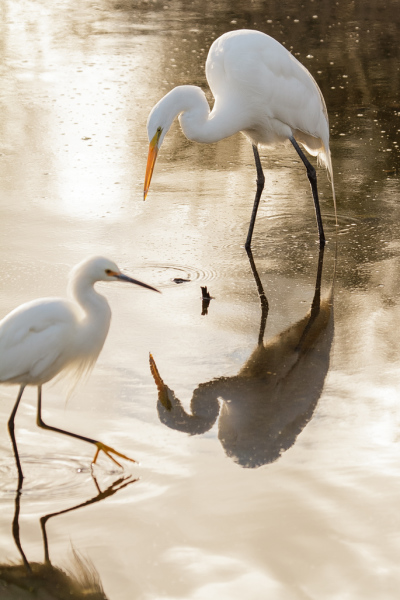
top-left (1, 0), bottom-right (400, 598)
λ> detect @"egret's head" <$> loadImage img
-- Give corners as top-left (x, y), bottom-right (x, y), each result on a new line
top-left (144, 122), bottom-right (163, 201)
top-left (70, 256), bottom-right (160, 293)
top-left (144, 85), bottom-right (208, 200)
top-left (144, 96), bottom-right (175, 201)
top-left (144, 87), bottom-right (190, 200)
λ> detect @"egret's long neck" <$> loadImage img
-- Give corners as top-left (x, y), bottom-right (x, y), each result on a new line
top-left (159, 85), bottom-right (241, 144)
top-left (68, 275), bottom-right (111, 351)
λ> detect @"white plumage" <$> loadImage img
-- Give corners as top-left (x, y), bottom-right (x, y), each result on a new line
top-left (1, 299), bottom-right (85, 387)
top-left (1, 256), bottom-right (159, 477)
top-left (144, 29), bottom-right (336, 248)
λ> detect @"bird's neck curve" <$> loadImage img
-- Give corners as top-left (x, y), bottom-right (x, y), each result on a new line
top-left (159, 85), bottom-right (241, 144)
top-left (68, 276), bottom-right (111, 344)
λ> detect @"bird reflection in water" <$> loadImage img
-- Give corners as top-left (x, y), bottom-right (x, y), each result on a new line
top-left (150, 247), bottom-right (334, 468)
top-left (0, 468), bottom-right (137, 599)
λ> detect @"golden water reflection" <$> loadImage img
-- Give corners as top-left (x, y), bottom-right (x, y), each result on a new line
top-left (0, 0), bottom-right (400, 598)
top-left (0, 470), bottom-right (137, 599)
top-left (151, 248), bottom-right (334, 468)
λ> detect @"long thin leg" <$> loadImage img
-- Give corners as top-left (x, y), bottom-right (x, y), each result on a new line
top-left (246, 247), bottom-right (269, 346)
top-left (7, 386), bottom-right (32, 569)
top-left (8, 385), bottom-right (26, 483)
top-left (36, 386), bottom-right (136, 467)
top-left (290, 135), bottom-right (325, 248)
top-left (40, 473), bottom-right (137, 565)
top-left (245, 144), bottom-right (265, 250)
top-left (11, 474), bottom-right (31, 572)
top-left (295, 245), bottom-right (325, 352)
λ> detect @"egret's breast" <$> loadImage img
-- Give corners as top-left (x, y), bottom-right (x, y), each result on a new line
top-left (242, 117), bottom-right (294, 148)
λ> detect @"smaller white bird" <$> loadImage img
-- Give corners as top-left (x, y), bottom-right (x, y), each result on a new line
top-left (0, 256), bottom-right (160, 479)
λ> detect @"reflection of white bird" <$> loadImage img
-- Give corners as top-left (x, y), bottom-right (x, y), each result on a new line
top-left (2, 461), bottom-right (137, 597)
top-left (145, 29), bottom-right (336, 249)
top-left (0, 256), bottom-right (160, 479)
top-left (150, 247), bottom-right (335, 468)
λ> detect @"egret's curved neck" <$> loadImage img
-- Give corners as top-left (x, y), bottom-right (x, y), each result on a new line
top-left (158, 85), bottom-right (241, 144)
top-left (68, 276), bottom-right (111, 344)
top-left (159, 381), bottom-right (221, 435)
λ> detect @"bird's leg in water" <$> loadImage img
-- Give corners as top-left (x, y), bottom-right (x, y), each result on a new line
top-left (295, 245), bottom-right (325, 351)
top-left (8, 385), bottom-right (26, 483)
top-left (290, 136), bottom-right (325, 248)
top-left (7, 386), bottom-right (32, 570)
top-left (245, 145), bottom-right (265, 250)
top-left (246, 247), bottom-right (269, 345)
top-left (39, 473), bottom-right (138, 565)
top-left (36, 386), bottom-right (137, 467)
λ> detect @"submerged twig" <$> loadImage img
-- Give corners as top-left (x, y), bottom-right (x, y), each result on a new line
top-left (201, 286), bottom-right (214, 315)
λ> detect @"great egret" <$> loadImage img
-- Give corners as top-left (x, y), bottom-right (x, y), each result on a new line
top-left (144, 29), bottom-right (336, 249)
top-left (150, 247), bottom-right (335, 468)
top-left (0, 256), bottom-right (160, 479)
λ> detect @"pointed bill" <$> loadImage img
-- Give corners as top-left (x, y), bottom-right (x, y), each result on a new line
top-left (115, 273), bottom-right (161, 293)
top-left (144, 127), bottom-right (162, 200)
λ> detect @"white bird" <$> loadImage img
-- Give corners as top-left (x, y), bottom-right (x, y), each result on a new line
top-left (144, 29), bottom-right (336, 249)
top-left (0, 256), bottom-right (160, 480)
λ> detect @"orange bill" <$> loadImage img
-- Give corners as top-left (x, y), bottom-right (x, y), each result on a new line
top-left (149, 353), bottom-right (172, 410)
top-left (144, 128), bottom-right (162, 200)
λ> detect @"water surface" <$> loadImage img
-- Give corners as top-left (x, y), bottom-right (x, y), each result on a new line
top-left (0, 1), bottom-right (400, 598)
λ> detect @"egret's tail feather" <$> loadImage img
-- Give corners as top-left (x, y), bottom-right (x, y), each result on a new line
top-left (325, 147), bottom-right (337, 228)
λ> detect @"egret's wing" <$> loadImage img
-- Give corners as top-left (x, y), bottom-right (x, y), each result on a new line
top-left (206, 30), bottom-right (329, 153)
top-left (0, 298), bottom-right (78, 384)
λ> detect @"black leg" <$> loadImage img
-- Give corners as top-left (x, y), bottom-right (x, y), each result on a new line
top-left (246, 247), bottom-right (269, 346)
top-left (295, 245), bottom-right (325, 351)
top-left (7, 386), bottom-right (32, 569)
top-left (11, 476), bottom-right (31, 572)
top-left (36, 386), bottom-right (136, 467)
top-left (290, 136), bottom-right (325, 248)
top-left (8, 385), bottom-right (26, 483)
top-left (245, 144), bottom-right (265, 250)
top-left (40, 474), bottom-right (138, 564)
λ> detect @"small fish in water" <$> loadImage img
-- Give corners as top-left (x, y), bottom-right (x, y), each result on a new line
top-left (172, 277), bottom-right (191, 284)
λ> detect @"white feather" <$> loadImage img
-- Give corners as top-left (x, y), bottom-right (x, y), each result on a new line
top-left (146, 29), bottom-right (336, 225)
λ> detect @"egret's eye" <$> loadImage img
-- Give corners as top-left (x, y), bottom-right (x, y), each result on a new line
top-left (157, 126), bottom-right (161, 133)
top-left (105, 269), bottom-right (112, 275)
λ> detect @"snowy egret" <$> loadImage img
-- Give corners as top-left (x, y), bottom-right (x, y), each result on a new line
top-left (4, 460), bottom-right (136, 594)
top-left (0, 256), bottom-right (160, 479)
top-left (144, 29), bottom-right (336, 249)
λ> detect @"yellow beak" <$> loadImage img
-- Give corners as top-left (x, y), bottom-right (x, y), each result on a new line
top-left (144, 128), bottom-right (162, 200)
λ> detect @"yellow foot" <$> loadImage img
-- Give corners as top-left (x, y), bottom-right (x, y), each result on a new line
top-left (93, 442), bottom-right (137, 468)
top-left (149, 353), bottom-right (172, 410)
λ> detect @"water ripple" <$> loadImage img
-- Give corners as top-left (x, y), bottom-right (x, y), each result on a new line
top-left (137, 263), bottom-right (219, 289)
top-left (0, 454), bottom-right (123, 499)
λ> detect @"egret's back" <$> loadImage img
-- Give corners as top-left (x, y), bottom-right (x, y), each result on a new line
top-left (0, 298), bottom-right (80, 386)
top-left (206, 30), bottom-right (331, 173)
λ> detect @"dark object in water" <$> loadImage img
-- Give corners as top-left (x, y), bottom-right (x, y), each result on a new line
top-left (149, 353), bottom-right (172, 410)
top-left (151, 247), bottom-right (335, 468)
top-left (2, 460), bottom-right (137, 600)
top-left (201, 286), bottom-right (213, 315)
top-left (172, 278), bottom-right (190, 284)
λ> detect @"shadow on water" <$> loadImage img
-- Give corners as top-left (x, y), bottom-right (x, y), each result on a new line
top-left (150, 246), bottom-right (335, 468)
top-left (1, 470), bottom-right (137, 599)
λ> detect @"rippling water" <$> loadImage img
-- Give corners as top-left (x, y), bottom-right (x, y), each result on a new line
top-left (0, 1), bottom-right (400, 598)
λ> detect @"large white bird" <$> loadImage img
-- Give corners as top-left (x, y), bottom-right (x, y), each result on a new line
top-left (0, 256), bottom-right (160, 479)
top-left (144, 29), bottom-right (336, 249)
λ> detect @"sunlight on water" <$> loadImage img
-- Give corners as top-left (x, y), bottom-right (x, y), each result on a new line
top-left (1, 0), bottom-right (400, 599)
